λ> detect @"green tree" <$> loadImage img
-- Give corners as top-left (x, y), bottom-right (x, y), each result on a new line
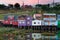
top-left (14, 3), bottom-right (20, 9)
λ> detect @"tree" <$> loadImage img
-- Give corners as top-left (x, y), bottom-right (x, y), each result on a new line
top-left (47, 4), bottom-right (50, 8)
top-left (41, 5), bottom-right (49, 11)
top-left (8, 4), bottom-right (13, 9)
top-left (14, 3), bottom-right (20, 9)
top-left (35, 4), bottom-right (42, 8)
top-left (53, 4), bottom-right (60, 10)
top-left (35, 4), bottom-right (42, 13)
top-left (0, 4), bottom-right (7, 9)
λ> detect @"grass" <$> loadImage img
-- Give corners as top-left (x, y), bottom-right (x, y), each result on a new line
top-left (0, 27), bottom-right (15, 34)
top-left (0, 14), bottom-right (4, 19)
top-left (0, 10), bottom-right (36, 19)
top-left (0, 9), bottom-right (60, 19)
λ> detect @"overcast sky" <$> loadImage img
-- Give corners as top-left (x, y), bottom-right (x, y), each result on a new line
top-left (0, 0), bottom-right (60, 5)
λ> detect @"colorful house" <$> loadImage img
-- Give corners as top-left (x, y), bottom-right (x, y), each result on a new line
top-left (43, 13), bottom-right (57, 26)
top-left (32, 20), bottom-right (42, 30)
top-left (32, 20), bottom-right (42, 26)
top-left (12, 20), bottom-right (18, 26)
top-left (26, 16), bottom-right (32, 26)
top-left (2, 20), bottom-right (10, 25)
top-left (4, 15), bottom-right (15, 26)
top-left (18, 16), bottom-right (27, 27)
top-left (43, 13), bottom-right (56, 21)
top-left (44, 20), bottom-right (58, 26)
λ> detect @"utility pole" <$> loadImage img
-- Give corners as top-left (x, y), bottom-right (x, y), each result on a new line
top-left (52, 0), bottom-right (54, 11)
top-left (22, 0), bottom-right (25, 10)
top-left (35, 0), bottom-right (40, 13)
top-left (38, 0), bottom-right (39, 4)
top-left (53, 0), bottom-right (54, 7)
top-left (22, 1), bottom-right (24, 8)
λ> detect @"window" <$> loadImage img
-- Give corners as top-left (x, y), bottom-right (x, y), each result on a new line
top-left (27, 22), bottom-right (30, 24)
top-left (34, 35), bottom-right (36, 37)
top-left (22, 21), bottom-right (25, 23)
top-left (38, 22), bottom-right (40, 24)
top-left (27, 17), bottom-right (30, 20)
top-left (19, 21), bottom-right (22, 23)
top-left (6, 21), bottom-right (8, 23)
top-left (34, 22), bottom-right (36, 24)
top-left (27, 35), bottom-right (30, 37)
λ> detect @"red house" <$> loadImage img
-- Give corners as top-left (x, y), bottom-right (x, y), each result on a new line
top-left (12, 21), bottom-right (18, 27)
top-left (2, 20), bottom-right (10, 25)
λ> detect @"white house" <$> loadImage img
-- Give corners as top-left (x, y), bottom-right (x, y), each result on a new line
top-left (32, 20), bottom-right (42, 26)
top-left (50, 2), bottom-right (60, 7)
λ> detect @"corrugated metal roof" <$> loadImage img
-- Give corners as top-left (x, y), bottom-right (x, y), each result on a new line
top-left (43, 13), bottom-right (56, 15)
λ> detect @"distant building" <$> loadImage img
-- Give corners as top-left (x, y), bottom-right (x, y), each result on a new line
top-left (50, 2), bottom-right (60, 7)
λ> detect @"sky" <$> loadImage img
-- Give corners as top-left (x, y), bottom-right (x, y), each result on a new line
top-left (0, 0), bottom-right (60, 6)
